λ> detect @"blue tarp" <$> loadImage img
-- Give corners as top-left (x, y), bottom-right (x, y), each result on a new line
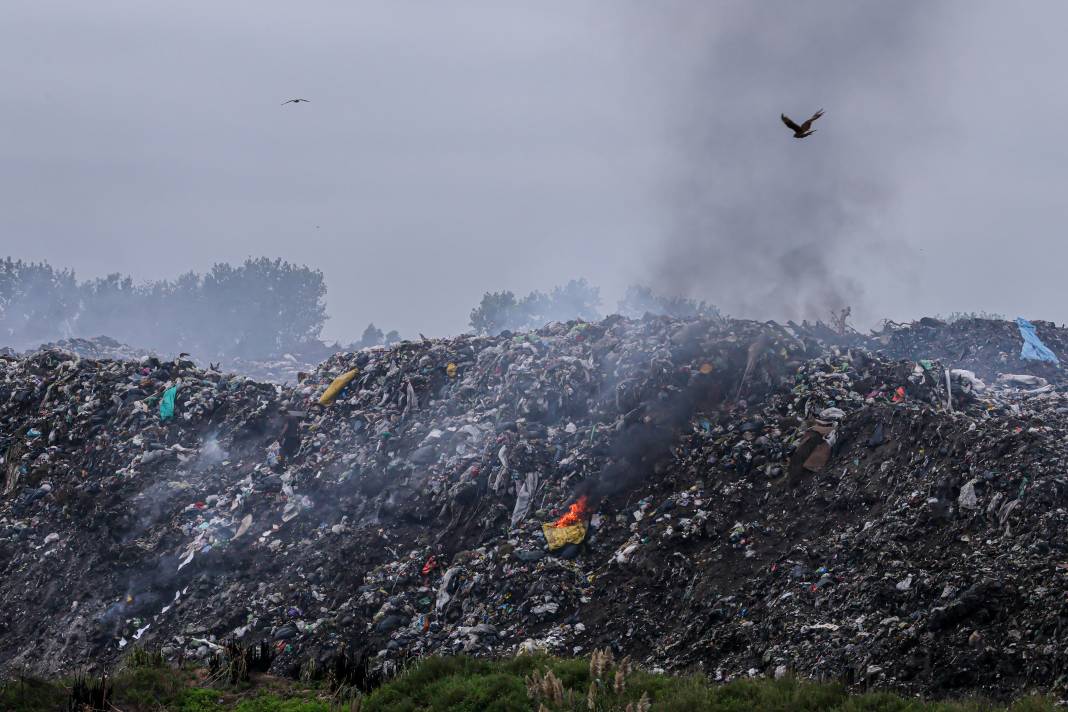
top-left (1016, 317), bottom-right (1059, 364)
top-left (160, 385), bottom-right (178, 420)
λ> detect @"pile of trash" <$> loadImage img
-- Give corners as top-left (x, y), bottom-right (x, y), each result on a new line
top-left (32, 336), bottom-right (154, 363)
top-left (1, 315), bottom-right (1067, 701)
top-left (873, 316), bottom-right (1065, 383)
top-left (224, 354), bottom-right (321, 385)
top-left (21, 336), bottom-right (321, 384)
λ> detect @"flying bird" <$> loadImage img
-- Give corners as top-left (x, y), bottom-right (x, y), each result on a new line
top-left (281, 98), bottom-right (310, 105)
top-left (781, 109), bottom-right (823, 138)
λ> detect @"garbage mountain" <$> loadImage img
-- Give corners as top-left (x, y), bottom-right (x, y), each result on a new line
top-left (1, 315), bottom-right (1067, 701)
top-left (21, 335), bottom-right (325, 384)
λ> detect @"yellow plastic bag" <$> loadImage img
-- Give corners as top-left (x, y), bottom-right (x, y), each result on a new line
top-left (541, 522), bottom-right (587, 551)
top-left (318, 369), bottom-right (359, 406)
top-left (446, 363), bottom-right (458, 378)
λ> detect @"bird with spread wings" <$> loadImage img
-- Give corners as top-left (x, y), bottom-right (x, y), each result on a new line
top-left (282, 98), bottom-right (310, 105)
top-left (781, 109), bottom-right (823, 138)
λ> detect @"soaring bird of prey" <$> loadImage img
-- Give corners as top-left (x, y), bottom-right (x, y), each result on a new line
top-left (281, 98), bottom-right (310, 105)
top-left (781, 109), bottom-right (823, 138)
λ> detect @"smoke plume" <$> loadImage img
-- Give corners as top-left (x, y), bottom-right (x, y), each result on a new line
top-left (632, 1), bottom-right (945, 324)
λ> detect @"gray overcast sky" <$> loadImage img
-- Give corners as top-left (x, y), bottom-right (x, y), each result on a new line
top-left (2, 1), bottom-right (1066, 340)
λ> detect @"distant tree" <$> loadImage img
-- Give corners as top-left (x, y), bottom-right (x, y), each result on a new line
top-left (0, 259), bottom-right (79, 347)
top-left (359, 323), bottom-right (384, 348)
top-left (0, 256), bottom-right (328, 359)
top-left (516, 291), bottom-right (550, 329)
top-left (547, 278), bottom-right (600, 323)
top-left (470, 291), bottom-right (521, 335)
top-left (384, 330), bottom-right (401, 345)
top-left (159, 271), bottom-right (207, 354)
top-left (0, 259), bottom-right (17, 331)
top-left (617, 285), bottom-right (722, 321)
top-left (200, 258), bottom-right (327, 358)
top-left (470, 279), bottom-right (603, 335)
top-left (615, 285), bottom-right (656, 317)
top-left (77, 273), bottom-right (138, 340)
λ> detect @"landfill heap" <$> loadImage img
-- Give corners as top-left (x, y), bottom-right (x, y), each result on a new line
top-left (31, 336), bottom-right (154, 363)
top-left (219, 354), bottom-right (321, 385)
top-left (22, 336), bottom-right (321, 384)
top-left (873, 316), bottom-right (1068, 383)
top-left (1, 315), bottom-right (1067, 700)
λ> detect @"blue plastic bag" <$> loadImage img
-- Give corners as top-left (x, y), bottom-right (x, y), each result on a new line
top-left (160, 385), bottom-right (178, 420)
top-left (1016, 317), bottom-right (1059, 364)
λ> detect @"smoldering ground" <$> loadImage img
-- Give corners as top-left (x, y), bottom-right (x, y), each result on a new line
top-left (572, 319), bottom-right (807, 509)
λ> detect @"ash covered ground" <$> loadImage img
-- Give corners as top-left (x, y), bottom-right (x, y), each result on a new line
top-left (2, 315), bottom-right (1067, 700)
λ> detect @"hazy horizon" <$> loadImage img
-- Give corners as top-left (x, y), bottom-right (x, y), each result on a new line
top-left (4, 1), bottom-right (1068, 341)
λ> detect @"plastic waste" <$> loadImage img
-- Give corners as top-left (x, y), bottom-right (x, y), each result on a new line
top-left (159, 385), bottom-right (178, 421)
top-left (1016, 317), bottom-right (1059, 364)
top-left (318, 369), bottom-right (359, 405)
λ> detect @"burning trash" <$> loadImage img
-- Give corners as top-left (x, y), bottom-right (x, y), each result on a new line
top-left (554, 495), bottom-right (590, 528)
top-left (542, 496), bottom-right (590, 551)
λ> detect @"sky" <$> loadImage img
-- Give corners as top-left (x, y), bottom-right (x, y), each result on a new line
top-left (2, 1), bottom-right (1067, 341)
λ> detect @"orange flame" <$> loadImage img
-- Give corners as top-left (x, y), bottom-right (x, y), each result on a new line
top-left (554, 495), bottom-right (590, 528)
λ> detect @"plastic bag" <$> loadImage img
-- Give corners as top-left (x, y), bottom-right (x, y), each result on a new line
top-left (1016, 317), bottom-right (1059, 364)
top-left (159, 385), bottom-right (178, 421)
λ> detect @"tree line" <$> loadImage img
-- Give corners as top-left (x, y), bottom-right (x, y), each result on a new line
top-left (0, 257), bottom-right (333, 359)
top-left (468, 280), bottom-right (722, 335)
top-left (1, 257), bottom-right (722, 358)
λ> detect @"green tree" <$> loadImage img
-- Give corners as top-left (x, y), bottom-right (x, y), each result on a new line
top-left (0, 255), bottom-right (328, 360)
top-left (470, 291), bottom-right (521, 335)
top-left (547, 278), bottom-right (600, 323)
top-left (200, 258), bottom-right (327, 359)
top-left (617, 285), bottom-right (721, 320)
top-left (470, 279), bottom-right (603, 335)
top-left (359, 323), bottom-right (385, 347)
top-left (0, 258), bottom-right (79, 348)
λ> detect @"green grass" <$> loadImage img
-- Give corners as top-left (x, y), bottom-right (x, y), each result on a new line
top-left (357, 654), bottom-right (1058, 712)
top-left (230, 694), bottom-right (332, 712)
top-left (177, 686), bottom-right (229, 711)
top-left (0, 652), bottom-right (1059, 711)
